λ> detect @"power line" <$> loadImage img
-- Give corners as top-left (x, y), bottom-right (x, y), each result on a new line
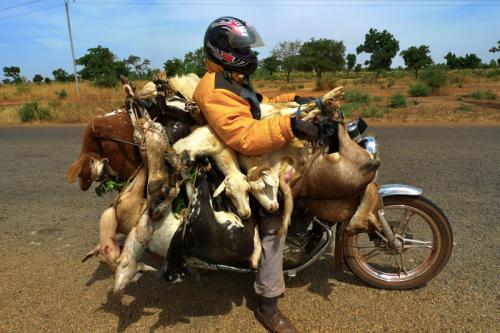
top-left (0, 4), bottom-right (63, 20)
top-left (0, 0), bottom-right (48, 11)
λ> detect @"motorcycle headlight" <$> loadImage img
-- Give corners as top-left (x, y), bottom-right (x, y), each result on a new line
top-left (360, 136), bottom-right (378, 159)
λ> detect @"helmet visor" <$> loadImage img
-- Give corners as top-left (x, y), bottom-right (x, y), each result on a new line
top-left (228, 25), bottom-right (265, 49)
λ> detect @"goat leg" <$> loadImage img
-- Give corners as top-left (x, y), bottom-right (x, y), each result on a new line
top-left (160, 226), bottom-right (189, 283)
top-left (345, 182), bottom-right (382, 235)
top-left (82, 207), bottom-right (121, 272)
top-left (114, 211), bottom-right (156, 294)
top-left (144, 121), bottom-right (171, 220)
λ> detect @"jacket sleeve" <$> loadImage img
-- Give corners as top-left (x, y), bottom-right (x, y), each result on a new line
top-left (262, 93), bottom-right (296, 104)
top-left (198, 88), bottom-right (294, 156)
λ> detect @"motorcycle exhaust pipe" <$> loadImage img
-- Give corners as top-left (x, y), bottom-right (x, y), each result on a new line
top-left (377, 209), bottom-right (402, 251)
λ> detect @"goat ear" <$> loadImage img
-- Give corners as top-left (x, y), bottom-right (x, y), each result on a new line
top-left (262, 173), bottom-right (278, 187)
top-left (213, 179), bottom-right (226, 197)
top-left (66, 159), bottom-right (83, 183)
top-left (249, 179), bottom-right (265, 191)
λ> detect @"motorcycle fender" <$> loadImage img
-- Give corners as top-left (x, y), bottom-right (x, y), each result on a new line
top-left (378, 184), bottom-right (423, 198)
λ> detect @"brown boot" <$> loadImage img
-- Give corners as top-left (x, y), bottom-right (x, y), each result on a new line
top-left (255, 296), bottom-right (299, 333)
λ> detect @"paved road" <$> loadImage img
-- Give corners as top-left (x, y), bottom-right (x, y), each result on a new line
top-left (0, 126), bottom-right (498, 332)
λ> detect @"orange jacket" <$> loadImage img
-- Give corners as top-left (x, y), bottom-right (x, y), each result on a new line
top-left (193, 61), bottom-right (296, 156)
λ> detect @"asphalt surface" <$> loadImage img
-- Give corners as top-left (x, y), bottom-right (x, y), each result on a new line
top-left (0, 125), bottom-right (498, 333)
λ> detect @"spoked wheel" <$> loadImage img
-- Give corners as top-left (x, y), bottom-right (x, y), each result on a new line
top-left (344, 195), bottom-right (453, 290)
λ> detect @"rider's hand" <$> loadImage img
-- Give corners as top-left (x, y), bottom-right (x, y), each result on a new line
top-left (290, 117), bottom-right (319, 142)
top-left (293, 95), bottom-right (316, 104)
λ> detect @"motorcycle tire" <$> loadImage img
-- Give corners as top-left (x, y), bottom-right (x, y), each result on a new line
top-left (343, 195), bottom-right (453, 290)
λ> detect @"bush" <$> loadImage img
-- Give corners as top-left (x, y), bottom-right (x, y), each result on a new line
top-left (362, 105), bottom-right (385, 118)
top-left (344, 90), bottom-right (371, 104)
top-left (56, 89), bottom-right (68, 99)
top-left (484, 90), bottom-right (497, 100)
top-left (297, 83), bottom-right (304, 89)
top-left (420, 65), bottom-right (448, 91)
top-left (373, 96), bottom-right (382, 102)
top-left (94, 73), bottom-right (118, 87)
top-left (409, 82), bottom-right (431, 97)
top-left (389, 93), bottom-right (407, 108)
top-left (18, 102), bottom-right (52, 122)
top-left (457, 103), bottom-right (472, 112)
top-left (314, 77), bottom-right (337, 91)
top-left (462, 90), bottom-right (497, 100)
top-left (462, 91), bottom-right (483, 99)
top-left (279, 84), bottom-right (295, 91)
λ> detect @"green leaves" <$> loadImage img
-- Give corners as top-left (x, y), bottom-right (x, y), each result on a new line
top-left (357, 28), bottom-right (400, 74)
top-left (299, 38), bottom-right (346, 79)
top-left (400, 45), bottom-right (433, 78)
top-left (76, 45), bottom-right (128, 87)
top-left (94, 178), bottom-right (125, 197)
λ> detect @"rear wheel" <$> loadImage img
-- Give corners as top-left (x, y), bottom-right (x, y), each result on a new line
top-left (344, 195), bottom-right (453, 290)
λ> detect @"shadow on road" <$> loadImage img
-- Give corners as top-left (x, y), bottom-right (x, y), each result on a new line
top-left (92, 256), bottom-right (366, 332)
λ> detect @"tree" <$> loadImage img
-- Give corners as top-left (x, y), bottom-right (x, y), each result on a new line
top-left (272, 40), bottom-right (302, 82)
top-left (2, 79), bottom-right (11, 84)
top-left (356, 28), bottom-right (400, 75)
top-left (44, 77), bottom-right (52, 84)
top-left (76, 45), bottom-right (128, 87)
top-left (3, 66), bottom-right (21, 83)
top-left (125, 55), bottom-right (151, 79)
top-left (52, 68), bottom-right (71, 82)
top-left (444, 52), bottom-right (460, 69)
top-left (183, 48), bottom-right (205, 77)
top-left (463, 53), bottom-right (482, 69)
top-left (33, 74), bottom-right (44, 83)
top-left (163, 58), bottom-right (184, 77)
top-left (489, 40), bottom-right (500, 53)
top-left (299, 38), bottom-right (346, 79)
top-left (261, 56), bottom-right (280, 76)
top-left (346, 53), bottom-right (356, 72)
top-left (400, 45), bottom-right (433, 78)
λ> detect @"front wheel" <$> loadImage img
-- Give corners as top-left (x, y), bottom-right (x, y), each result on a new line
top-left (344, 195), bottom-right (453, 290)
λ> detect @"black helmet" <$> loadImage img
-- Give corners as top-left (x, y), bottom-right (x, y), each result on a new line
top-left (204, 16), bottom-right (264, 76)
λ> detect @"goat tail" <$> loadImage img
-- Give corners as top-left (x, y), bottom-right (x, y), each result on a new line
top-left (278, 160), bottom-right (294, 236)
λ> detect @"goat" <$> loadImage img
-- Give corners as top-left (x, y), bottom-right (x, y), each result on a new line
top-left (162, 170), bottom-right (261, 283)
top-left (173, 126), bottom-right (252, 219)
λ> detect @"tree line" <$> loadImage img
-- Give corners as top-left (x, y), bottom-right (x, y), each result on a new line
top-left (2, 30), bottom-right (499, 87)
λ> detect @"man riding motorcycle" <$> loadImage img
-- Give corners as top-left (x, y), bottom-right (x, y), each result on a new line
top-left (193, 16), bottom-right (318, 333)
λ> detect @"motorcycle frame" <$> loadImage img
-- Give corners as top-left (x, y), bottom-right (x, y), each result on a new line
top-left (186, 184), bottom-right (423, 277)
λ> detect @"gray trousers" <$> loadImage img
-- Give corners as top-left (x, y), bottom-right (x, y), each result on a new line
top-left (254, 216), bottom-right (286, 298)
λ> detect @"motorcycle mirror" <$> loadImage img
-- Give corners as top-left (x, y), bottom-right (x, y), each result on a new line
top-left (357, 118), bottom-right (368, 134)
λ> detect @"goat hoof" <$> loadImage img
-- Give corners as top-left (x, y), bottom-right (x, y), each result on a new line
top-left (161, 262), bottom-right (188, 283)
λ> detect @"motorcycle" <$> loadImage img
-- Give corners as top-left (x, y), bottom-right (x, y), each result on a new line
top-left (180, 118), bottom-right (453, 290)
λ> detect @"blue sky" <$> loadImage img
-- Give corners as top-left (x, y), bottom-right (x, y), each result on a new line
top-left (0, 0), bottom-right (499, 80)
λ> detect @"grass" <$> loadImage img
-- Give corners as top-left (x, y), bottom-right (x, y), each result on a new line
top-left (344, 90), bottom-right (371, 104)
top-left (0, 68), bottom-right (499, 124)
top-left (361, 105), bottom-right (386, 118)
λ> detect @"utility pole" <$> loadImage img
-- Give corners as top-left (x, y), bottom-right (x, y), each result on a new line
top-left (65, 0), bottom-right (80, 96)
